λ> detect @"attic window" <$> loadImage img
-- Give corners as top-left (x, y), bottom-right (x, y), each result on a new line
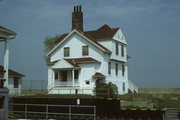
top-left (82, 46), bottom-right (89, 56)
top-left (64, 47), bottom-right (70, 57)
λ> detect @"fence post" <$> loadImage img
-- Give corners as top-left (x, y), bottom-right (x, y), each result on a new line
top-left (25, 104), bottom-right (27, 119)
top-left (94, 106), bottom-right (96, 120)
top-left (69, 105), bottom-right (71, 120)
top-left (46, 104), bottom-right (48, 120)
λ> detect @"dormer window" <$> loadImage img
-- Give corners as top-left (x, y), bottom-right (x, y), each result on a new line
top-left (64, 47), bottom-right (70, 57)
top-left (82, 46), bottom-right (89, 56)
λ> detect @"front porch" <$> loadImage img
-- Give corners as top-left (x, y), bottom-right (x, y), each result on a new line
top-left (53, 69), bottom-right (80, 87)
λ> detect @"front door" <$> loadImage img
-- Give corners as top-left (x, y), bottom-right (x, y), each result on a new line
top-left (61, 70), bottom-right (67, 81)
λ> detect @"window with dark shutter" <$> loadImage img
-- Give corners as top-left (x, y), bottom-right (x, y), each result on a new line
top-left (64, 47), bottom-right (70, 57)
top-left (82, 46), bottom-right (89, 56)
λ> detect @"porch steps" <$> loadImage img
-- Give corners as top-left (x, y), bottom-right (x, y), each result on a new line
top-left (128, 80), bottom-right (138, 93)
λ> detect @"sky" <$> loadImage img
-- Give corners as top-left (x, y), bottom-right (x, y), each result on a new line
top-left (0, 0), bottom-right (180, 88)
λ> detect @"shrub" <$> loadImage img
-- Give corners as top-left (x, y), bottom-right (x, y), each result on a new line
top-left (93, 82), bottom-right (118, 98)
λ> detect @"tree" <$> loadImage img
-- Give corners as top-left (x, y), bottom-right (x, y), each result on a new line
top-left (93, 82), bottom-right (118, 98)
top-left (43, 35), bottom-right (61, 65)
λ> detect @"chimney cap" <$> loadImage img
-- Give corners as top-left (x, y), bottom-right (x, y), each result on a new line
top-left (73, 5), bottom-right (82, 13)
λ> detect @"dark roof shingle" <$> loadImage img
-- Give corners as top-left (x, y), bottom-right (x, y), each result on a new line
top-left (53, 24), bottom-right (119, 43)
top-left (0, 65), bottom-right (25, 77)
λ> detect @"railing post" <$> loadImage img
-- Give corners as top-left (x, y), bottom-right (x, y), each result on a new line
top-left (46, 104), bottom-right (48, 120)
top-left (69, 105), bottom-right (71, 120)
top-left (25, 104), bottom-right (27, 119)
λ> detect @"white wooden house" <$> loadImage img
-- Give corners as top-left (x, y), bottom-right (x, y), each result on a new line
top-left (47, 6), bottom-right (138, 94)
top-left (0, 65), bottom-right (25, 95)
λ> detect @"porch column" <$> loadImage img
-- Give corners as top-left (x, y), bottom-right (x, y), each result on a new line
top-left (72, 69), bottom-right (74, 87)
top-left (3, 38), bottom-right (9, 88)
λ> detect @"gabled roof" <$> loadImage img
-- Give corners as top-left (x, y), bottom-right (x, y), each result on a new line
top-left (50, 57), bottom-right (100, 67)
top-left (0, 65), bottom-right (25, 77)
top-left (47, 29), bottom-right (112, 56)
top-left (54, 24), bottom-right (119, 44)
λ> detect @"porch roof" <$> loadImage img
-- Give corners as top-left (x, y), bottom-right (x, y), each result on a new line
top-left (64, 57), bottom-right (100, 64)
top-left (51, 59), bottom-right (79, 69)
top-left (50, 57), bottom-right (100, 67)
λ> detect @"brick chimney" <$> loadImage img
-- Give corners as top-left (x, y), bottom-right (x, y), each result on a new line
top-left (72, 5), bottom-right (83, 31)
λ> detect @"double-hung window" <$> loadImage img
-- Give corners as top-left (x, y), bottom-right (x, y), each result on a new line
top-left (64, 47), bottom-right (70, 57)
top-left (82, 46), bottom-right (89, 56)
